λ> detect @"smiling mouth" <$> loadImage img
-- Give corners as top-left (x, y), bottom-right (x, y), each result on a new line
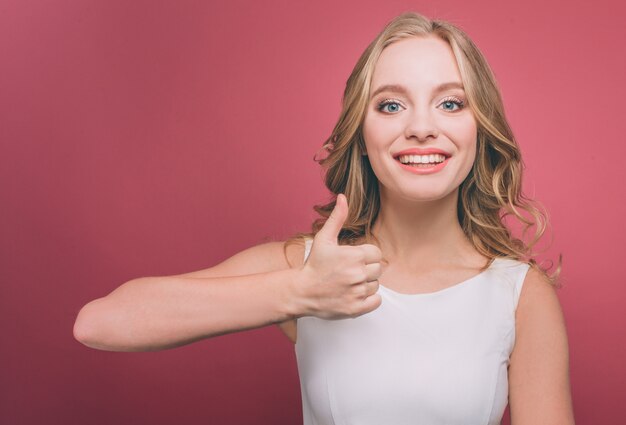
top-left (395, 154), bottom-right (447, 168)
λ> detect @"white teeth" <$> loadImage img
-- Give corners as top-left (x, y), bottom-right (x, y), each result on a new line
top-left (398, 154), bottom-right (446, 164)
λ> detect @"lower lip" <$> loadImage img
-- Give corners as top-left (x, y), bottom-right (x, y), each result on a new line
top-left (395, 157), bottom-right (450, 174)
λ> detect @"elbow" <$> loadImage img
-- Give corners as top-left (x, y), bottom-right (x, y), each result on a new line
top-left (72, 312), bottom-right (87, 345)
top-left (72, 287), bottom-right (161, 353)
top-left (73, 279), bottom-right (147, 351)
top-left (73, 298), bottom-right (127, 351)
top-left (73, 299), bottom-right (104, 349)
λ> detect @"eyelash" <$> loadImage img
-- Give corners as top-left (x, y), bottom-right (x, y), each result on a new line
top-left (376, 96), bottom-right (466, 113)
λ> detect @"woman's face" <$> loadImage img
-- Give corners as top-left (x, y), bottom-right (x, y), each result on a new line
top-left (362, 35), bottom-right (478, 202)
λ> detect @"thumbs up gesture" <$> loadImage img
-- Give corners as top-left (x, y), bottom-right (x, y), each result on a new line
top-left (297, 194), bottom-right (383, 320)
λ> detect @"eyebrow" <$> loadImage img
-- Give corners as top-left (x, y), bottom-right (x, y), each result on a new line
top-left (370, 81), bottom-right (465, 99)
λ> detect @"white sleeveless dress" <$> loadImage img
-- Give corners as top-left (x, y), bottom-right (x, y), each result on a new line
top-left (295, 238), bottom-right (530, 425)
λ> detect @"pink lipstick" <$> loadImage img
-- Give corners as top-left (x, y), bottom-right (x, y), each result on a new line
top-left (393, 147), bottom-right (451, 158)
top-left (393, 147), bottom-right (451, 175)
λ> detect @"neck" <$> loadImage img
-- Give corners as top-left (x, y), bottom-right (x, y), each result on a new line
top-left (371, 187), bottom-right (477, 267)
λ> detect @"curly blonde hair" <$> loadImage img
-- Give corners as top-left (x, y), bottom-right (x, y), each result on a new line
top-left (283, 11), bottom-right (562, 286)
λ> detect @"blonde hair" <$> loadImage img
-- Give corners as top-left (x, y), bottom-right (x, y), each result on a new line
top-left (284, 11), bottom-right (562, 286)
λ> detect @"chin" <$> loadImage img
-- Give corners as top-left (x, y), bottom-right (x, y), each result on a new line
top-left (396, 186), bottom-right (458, 203)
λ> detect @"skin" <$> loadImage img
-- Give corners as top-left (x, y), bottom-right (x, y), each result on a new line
top-left (362, 35), bottom-right (488, 287)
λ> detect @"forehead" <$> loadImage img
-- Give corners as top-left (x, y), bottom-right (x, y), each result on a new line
top-left (371, 35), bottom-right (463, 90)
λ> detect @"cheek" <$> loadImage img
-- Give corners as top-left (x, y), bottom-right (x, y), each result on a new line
top-left (458, 135), bottom-right (478, 179)
top-left (362, 113), bottom-right (401, 153)
top-left (362, 114), bottom-right (381, 147)
top-left (447, 118), bottom-right (477, 174)
top-left (444, 114), bottom-right (477, 140)
top-left (447, 118), bottom-right (477, 154)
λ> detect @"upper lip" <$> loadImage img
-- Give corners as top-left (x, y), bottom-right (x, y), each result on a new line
top-left (393, 148), bottom-right (451, 158)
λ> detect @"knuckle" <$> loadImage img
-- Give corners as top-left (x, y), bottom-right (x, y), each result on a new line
top-left (367, 243), bottom-right (382, 255)
top-left (349, 309), bottom-right (361, 319)
top-left (368, 280), bottom-right (379, 294)
top-left (357, 250), bottom-right (369, 264)
top-left (375, 295), bottom-right (383, 308)
top-left (350, 269), bottom-right (367, 283)
top-left (366, 295), bottom-right (382, 313)
top-left (360, 271), bottom-right (369, 283)
top-left (343, 306), bottom-right (356, 318)
top-left (353, 248), bottom-right (365, 261)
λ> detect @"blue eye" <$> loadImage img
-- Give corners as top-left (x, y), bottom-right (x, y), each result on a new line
top-left (439, 97), bottom-right (465, 112)
top-left (377, 100), bottom-right (404, 114)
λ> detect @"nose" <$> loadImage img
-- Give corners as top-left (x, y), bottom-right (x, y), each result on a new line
top-left (404, 105), bottom-right (439, 141)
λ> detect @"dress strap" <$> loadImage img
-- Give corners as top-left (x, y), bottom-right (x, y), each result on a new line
top-left (513, 262), bottom-right (531, 309)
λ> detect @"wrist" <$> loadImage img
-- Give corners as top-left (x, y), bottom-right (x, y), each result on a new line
top-left (280, 267), bottom-right (312, 320)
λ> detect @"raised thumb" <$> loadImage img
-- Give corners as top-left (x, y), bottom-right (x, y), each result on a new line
top-left (317, 193), bottom-right (349, 244)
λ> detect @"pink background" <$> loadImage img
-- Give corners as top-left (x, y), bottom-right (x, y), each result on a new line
top-left (1, 0), bottom-right (624, 423)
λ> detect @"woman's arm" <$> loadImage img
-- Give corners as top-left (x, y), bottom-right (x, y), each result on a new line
top-left (74, 198), bottom-right (382, 352)
top-left (73, 241), bottom-right (304, 352)
top-left (508, 267), bottom-right (575, 424)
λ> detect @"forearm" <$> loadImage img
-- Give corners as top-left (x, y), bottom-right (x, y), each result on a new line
top-left (73, 268), bottom-right (303, 352)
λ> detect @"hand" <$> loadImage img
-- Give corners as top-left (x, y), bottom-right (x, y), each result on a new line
top-left (297, 193), bottom-right (383, 320)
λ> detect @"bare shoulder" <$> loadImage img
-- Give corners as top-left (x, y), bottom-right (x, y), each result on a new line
top-left (509, 266), bottom-right (575, 424)
top-left (514, 266), bottom-right (566, 335)
top-left (283, 238), bottom-right (307, 269)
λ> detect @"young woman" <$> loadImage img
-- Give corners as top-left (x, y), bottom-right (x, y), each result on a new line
top-left (74, 12), bottom-right (574, 424)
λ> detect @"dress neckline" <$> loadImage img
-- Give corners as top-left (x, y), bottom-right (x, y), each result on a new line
top-left (377, 257), bottom-right (502, 298)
